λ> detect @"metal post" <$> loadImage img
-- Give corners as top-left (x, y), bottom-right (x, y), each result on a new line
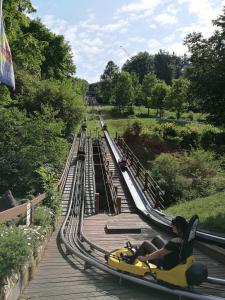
top-left (144, 172), bottom-right (148, 191)
top-left (136, 164), bottom-right (140, 177)
top-left (26, 200), bottom-right (32, 226)
top-left (95, 193), bottom-right (100, 213)
top-left (116, 197), bottom-right (121, 214)
top-left (115, 186), bottom-right (118, 195)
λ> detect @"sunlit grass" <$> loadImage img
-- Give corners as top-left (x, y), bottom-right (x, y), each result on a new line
top-left (86, 104), bottom-right (209, 138)
top-left (165, 192), bottom-right (225, 233)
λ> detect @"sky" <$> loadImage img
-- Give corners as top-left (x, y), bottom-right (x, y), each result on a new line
top-left (31, 0), bottom-right (225, 83)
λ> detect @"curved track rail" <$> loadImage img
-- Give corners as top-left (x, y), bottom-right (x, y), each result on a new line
top-left (60, 125), bottom-right (225, 300)
top-left (98, 115), bottom-right (225, 248)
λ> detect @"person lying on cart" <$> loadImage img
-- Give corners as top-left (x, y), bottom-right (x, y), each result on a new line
top-left (118, 156), bottom-right (127, 171)
top-left (121, 216), bottom-right (192, 270)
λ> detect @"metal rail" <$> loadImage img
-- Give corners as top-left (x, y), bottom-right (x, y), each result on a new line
top-left (98, 115), bottom-right (225, 248)
top-left (59, 124), bottom-right (225, 300)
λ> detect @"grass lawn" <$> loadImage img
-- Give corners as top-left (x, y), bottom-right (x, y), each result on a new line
top-left (86, 105), bottom-right (209, 138)
top-left (165, 191), bottom-right (225, 233)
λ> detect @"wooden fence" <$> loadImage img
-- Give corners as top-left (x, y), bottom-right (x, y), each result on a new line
top-left (99, 139), bottom-right (121, 214)
top-left (116, 137), bottom-right (165, 209)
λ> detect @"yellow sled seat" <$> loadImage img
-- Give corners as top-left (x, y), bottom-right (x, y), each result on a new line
top-left (108, 247), bottom-right (157, 276)
top-left (154, 256), bottom-right (194, 287)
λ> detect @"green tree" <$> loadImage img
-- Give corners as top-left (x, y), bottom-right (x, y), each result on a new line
top-left (130, 72), bottom-right (142, 104)
top-left (100, 80), bottom-right (113, 104)
top-left (122, 52), bottom-right (154, 83)
top-left (167, 78), bottom-right (190, 119)
top-left (142, 73), bottom-right (158, 116)
top-left (100, 61), bottom-right (119, 80)
top-left (0, 106), bottom-right (69, 196)
top-left (112, 72), bottom-right (134, 111)
top-left (33, 79), bottom-right (85, 135)
top-left (99, 61), bottom-right (119, 103)
top-left (184, 7), bottom-right (225, 126)
top-left (152, 81), bottom-right (170, 118)
top-left (26, 19), bottom-right (76, 79)
top-left (154, 50), bottom-right (188, 85)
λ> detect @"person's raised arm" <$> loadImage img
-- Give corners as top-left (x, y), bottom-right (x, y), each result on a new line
top-left (138, 248), bottom-right (171, 262)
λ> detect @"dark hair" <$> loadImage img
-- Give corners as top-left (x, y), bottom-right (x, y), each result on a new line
top-left (171, 216), bottom-right (188, 238)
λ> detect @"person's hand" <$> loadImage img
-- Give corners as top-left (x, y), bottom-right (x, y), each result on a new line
top-left (138, 255), bottom-right (147, 262)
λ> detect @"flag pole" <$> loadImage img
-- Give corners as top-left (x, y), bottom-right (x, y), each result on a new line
top-left (0, 0), bottom-right (3, 21)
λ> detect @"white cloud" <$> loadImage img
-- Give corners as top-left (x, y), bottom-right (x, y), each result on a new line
top-left (176, 0), bottom-right (225, 37)
top-left (128, 37), bottom-right (145, 43)
top-left (163, 33), bottom-right (176, 44)
top-left (42, 15), bottom-right (68, 34)
top-left (119, 0), bottom-right (162, 13)
top-left (165, 42), bottom-right (188, 55)
top-left (147, 39), bottom-right (161, 53)
top-left (101, 19), bottom-right (129, 33)
top-left (154, 13), bottom-right (178, 25)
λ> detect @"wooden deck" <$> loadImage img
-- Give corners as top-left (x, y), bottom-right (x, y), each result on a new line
top-left (22, 212), bottom-right (225, 299)
top-left (21, 217), bottom-right (177, 300)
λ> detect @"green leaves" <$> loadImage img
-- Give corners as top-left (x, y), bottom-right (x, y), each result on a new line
top-left (184, 7), bottom-right (225, 126)
top-left (122, 52), bottom-right (154, 83)
top-left (112, 71), bottom-right (134, 111)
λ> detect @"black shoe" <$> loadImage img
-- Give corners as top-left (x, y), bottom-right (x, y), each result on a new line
top-left (120, 253), bottom-right (134, 264)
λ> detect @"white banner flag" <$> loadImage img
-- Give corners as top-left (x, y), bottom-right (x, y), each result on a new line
top-left (0, 0), bottom-right (15, 90)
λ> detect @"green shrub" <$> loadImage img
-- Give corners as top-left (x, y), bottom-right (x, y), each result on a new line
top-left (179, 125), bottom-right (200, 150)
top-left (36, 165), bottom-right (62, 217)
top-left (151, 153), bottom-right (181, 205)
top-left (0, 225), bottom-right (31, 280)
top-left (200, 125), bottom-right (221, 150)
top-left (33, 206), bottom-right (53, 227)
top-left (162, 123), bottom-right (182, 144)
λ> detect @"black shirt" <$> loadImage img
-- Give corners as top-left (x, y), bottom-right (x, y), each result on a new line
top-left (159, 237), bottom-right (193, 270)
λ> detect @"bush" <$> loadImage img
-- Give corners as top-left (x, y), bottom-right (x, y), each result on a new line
top-left (200, 125), bottom-right (221, 150)
top-left (36, 165), bottom-right (62, 216)
top-left (33, 206), bottom-right (53, 227)
top-left (151, 153), bottom-right (181, 205)
top-left (0, 225), bottom-right (31, 280)
top-left (150, 150), bottom-right (224, 205)
top-left (162, 123), bottom-right (181, 144)
top-left (179, 125), bottom-right (200, 150)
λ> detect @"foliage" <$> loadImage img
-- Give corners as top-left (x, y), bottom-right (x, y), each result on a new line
top-left (184, 7), bottom-right (225, 126)
top-left (36, 165), bottom-right (62, 216)
top-left (0, 224), bottom-right (48, 279)
top-left (166, 78), bottom-right (190, 119)
top-left (165, 191), bottom-right (225, 233)
top-left (33, 79), bottom-right (85, 135)
top-left (112, 71), bottom-right (134, 111)
top-left (142, 73), bottom-right (158, 116)
top-left (0, 225), bottom-right (31, 280)
top-left (122, 52), bottom-right (154, 83)
top-left (33, 206), bottom-right (53, 228)
top-left (0, 106), bottom-right (69, 196)
top-left (100, 79), bottom-right (113, 104)
top-left (100, 61), bottom-right (119, 81)
top-left (152, 80), bottom-right (170, 118)
top-left (154, 50), bottom-right (188, 85)
top-left (151, 150), bottom-right (225, 205)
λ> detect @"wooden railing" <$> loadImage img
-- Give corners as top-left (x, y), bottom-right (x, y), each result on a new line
top-left (99, 139), bottom-right (121, 214)
top-left (0, 135), bottom-right (77, 223)
top-left (58, 134), bottom-right (77, 191)
top-left (116, 138), bottom-right (165, 209)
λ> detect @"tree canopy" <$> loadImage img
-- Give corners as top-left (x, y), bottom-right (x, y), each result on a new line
top-left (0, 1), bottom-right (87, 198)
top-left (184, 7), bottom-right (225, 126)
top-left (122, 52), bottom-right (154, 83)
